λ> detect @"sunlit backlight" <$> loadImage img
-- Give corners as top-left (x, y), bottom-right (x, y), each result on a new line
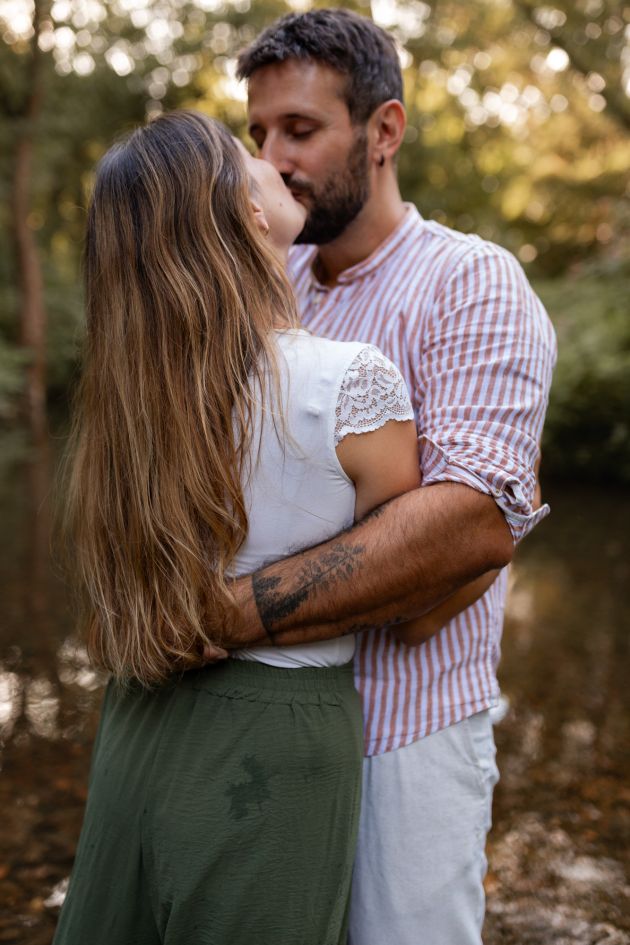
top-left (54, 25), bottom-right (75, 49)
top-left (106, 45), bottom-right (134, 76)
top-left (546, 47), bottom-right (570, 72)
top-left (473, 51), bottom-right (492, 70)
top-left (0, 0), bottom-right (33, 36)
top-left (586, 72), bottom-right (606, 93)
top-left (44, 878), bottom-right (69, 910)
top-left (459, 87), bottom-right (479, 109)
top-left (57, 639), bottom-right (103, 691)
top-left (371, 0), bottom-right (430, 40)
top-left (501, 82), bottom-right (520, 104)
top-left (26, 677), bottom-right (59, 740)
top-left (499, 103), bottom-right (522, 126)
top-left (522, 85), bottom-right (542, 107)
top-left (535, 7), bottom-right (567, 30)
top-left (550, 93), bottom-right (568, 112)
top-left (482, 90), bottom-right (503, 116)
top-left (446, 68), bottom-right (471, 96)
top-left (146, 16), bottom-right (171, 43)
top-left (220, 57), bottom-right (248, 103)
top-left (588, 93), bottom-right (606, 112)
top-left (518, 243), bottom-right (538, 263)
top-left (51, 0), bottom-right (71, 21)
top-left (398, 45), bottom-right (412, 70)
top-left (130, 7), bottom-right (150, 28)
top-left (73, 50), bottom-right (95, 74)
top-left (0, 670), bottom-right (21, 738)
top-left (117, 0), bottom-right (150, 11)
top-left (467, 105), bottom-right (487, 127)
top-left (172, 67), bottom-right (190, 87)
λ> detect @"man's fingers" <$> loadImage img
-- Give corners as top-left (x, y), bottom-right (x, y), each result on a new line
top-left (202, 644), bottom-right (229, 663)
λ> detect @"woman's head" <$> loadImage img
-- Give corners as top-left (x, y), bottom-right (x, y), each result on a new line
top-left (235, 137), bottom-right (307, 254)
top-left (66, 111), bottom-right (300, 686)
top-left (87, 110), bottom-right (305, 303)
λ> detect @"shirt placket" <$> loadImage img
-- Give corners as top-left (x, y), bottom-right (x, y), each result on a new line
top-left (305, 279), bottom-right (334, 328)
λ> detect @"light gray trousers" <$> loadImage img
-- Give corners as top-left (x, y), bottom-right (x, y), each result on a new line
top-left (348, 710), bottom-right (499, 945)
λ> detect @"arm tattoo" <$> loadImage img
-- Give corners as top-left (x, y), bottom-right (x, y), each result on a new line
top-left (252, 541), bottom-right (366, 637)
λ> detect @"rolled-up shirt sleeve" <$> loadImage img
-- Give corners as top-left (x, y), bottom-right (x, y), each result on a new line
top-left (416, 245), bottom-right (557, 543)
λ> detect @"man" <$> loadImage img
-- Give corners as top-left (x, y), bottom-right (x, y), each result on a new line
top-left (212, 9), bottom-right (556, 944)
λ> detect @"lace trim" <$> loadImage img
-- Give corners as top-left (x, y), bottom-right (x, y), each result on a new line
top-left (335, 346), bottom-right (415, 445)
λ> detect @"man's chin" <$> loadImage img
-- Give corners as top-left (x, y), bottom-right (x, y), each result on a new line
top-left (293, 227), bottom-right (313, 246)
top-left (294, 218), bottom-right (348, 246)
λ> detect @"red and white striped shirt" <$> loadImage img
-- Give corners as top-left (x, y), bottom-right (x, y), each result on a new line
top-left (289, 206), bottom-right (557, 756)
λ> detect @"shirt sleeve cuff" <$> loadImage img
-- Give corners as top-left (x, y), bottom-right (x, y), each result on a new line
top-left (418, 436), bottom-right (550, 544)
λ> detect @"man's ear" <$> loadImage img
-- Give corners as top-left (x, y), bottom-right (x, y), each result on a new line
top-left (251, 199), bottom-right (270, 236)
top-left (369, 99), bottom-right (406, 166)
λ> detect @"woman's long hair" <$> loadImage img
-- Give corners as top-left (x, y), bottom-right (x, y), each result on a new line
top-left (63, 111), bottom-right (298, 685)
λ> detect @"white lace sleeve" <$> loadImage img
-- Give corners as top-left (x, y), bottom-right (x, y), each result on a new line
top-left (335, 346), bottom-right (415, 445)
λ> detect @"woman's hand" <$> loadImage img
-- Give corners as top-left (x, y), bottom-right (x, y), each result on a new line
top-left (202, 643), bottom-right (230, 663)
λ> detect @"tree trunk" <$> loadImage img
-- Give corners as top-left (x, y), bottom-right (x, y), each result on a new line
top-left (11, 0), bottom-right (47, 440)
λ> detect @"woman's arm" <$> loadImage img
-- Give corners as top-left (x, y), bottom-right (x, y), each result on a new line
top-left (337, 420), bottom-right (501, 646)
top-left (335, 418), bottom-right (421, 521)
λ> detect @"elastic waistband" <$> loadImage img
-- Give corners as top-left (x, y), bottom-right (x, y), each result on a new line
top-left (180, 658), bottom-right (355, 694)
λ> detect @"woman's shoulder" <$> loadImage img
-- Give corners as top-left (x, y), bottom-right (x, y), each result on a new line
top-left (274, 329), bottom-right (378, 372)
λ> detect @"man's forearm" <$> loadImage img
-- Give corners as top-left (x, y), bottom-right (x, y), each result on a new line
top-left (218, 482), bottom-right (513, 649)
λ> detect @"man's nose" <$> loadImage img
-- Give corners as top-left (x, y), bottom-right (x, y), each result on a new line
top-left (260, 135), bottom-right (294, 176)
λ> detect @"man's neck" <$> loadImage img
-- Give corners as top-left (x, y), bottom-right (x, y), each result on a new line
top-left (314, 182), bottom-right (407, 287)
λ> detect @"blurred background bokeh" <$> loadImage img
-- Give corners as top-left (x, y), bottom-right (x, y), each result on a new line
top-left (0, 0), bottom-right (629, 942)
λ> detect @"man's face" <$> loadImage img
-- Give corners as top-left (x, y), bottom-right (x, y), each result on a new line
top-left (247, 59), bottom-right (370, 245)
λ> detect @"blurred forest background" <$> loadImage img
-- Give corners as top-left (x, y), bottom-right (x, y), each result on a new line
top-left (1, 2), bottom-right (630, 944)
top-left (0, 0), bottom-right (629, 476)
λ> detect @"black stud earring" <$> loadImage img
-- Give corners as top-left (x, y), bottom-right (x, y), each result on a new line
top-left (378, 155), bottom-right (385, 167)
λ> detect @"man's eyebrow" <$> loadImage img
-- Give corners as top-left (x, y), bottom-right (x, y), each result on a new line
top-left (249, 113), bottom-right (322, 130)
top-left (281, 112), bottom-right (320, 121)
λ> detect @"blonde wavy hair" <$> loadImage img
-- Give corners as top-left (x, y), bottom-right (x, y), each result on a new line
top-left (63, 111), bottom-right (298, 685)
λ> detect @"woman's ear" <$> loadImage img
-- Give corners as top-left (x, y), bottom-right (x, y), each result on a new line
top-left (251, 199), bottom-right (270, 237)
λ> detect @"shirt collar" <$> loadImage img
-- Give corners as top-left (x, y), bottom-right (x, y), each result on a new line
top-left (303, 203), bottom-right (423, 290)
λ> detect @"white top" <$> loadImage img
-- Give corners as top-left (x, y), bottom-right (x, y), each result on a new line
top-left (232, 329), bottom-right (414, 668)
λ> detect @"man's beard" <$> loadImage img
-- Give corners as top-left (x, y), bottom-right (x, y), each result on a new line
top-left (288, 130), bottom-right (370, 246)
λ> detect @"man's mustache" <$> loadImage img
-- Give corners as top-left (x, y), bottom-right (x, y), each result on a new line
top-left (281, 175), bottom-right (315, 200)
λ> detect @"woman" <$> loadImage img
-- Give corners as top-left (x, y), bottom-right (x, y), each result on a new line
top-left (55, 110), bottom-right (494, 945)
top-left (54, 110), bottom-right (420, 945)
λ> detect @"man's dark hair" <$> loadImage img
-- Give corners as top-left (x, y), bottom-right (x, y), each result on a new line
top-left (236, 8), bottom-right (403, 124)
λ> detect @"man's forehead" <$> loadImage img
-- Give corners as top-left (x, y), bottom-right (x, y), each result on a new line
top-left (247, 59), bottom-right (348, 119)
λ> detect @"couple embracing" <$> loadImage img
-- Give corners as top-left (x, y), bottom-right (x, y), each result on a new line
top-left (55, 9), bottom-right (556, 945)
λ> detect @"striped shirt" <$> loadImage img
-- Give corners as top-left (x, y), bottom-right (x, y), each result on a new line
top-left (288, 205), bottom-right (557, 757)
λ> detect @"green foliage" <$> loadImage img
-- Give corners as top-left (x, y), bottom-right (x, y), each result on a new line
top-left (537, 265), bottom-right (630, 483)
top-left (0, 334), bottom-right (27, 421)
top-left (393, 0), bottom-right (629, 275)
top-left (1, 0), bottom-right (629, 482)
top-left (43, 269), bottom-right (84, 394)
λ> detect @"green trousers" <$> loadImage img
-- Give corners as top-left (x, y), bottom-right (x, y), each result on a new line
top-left (53, 659), bottom-right (363, 945)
